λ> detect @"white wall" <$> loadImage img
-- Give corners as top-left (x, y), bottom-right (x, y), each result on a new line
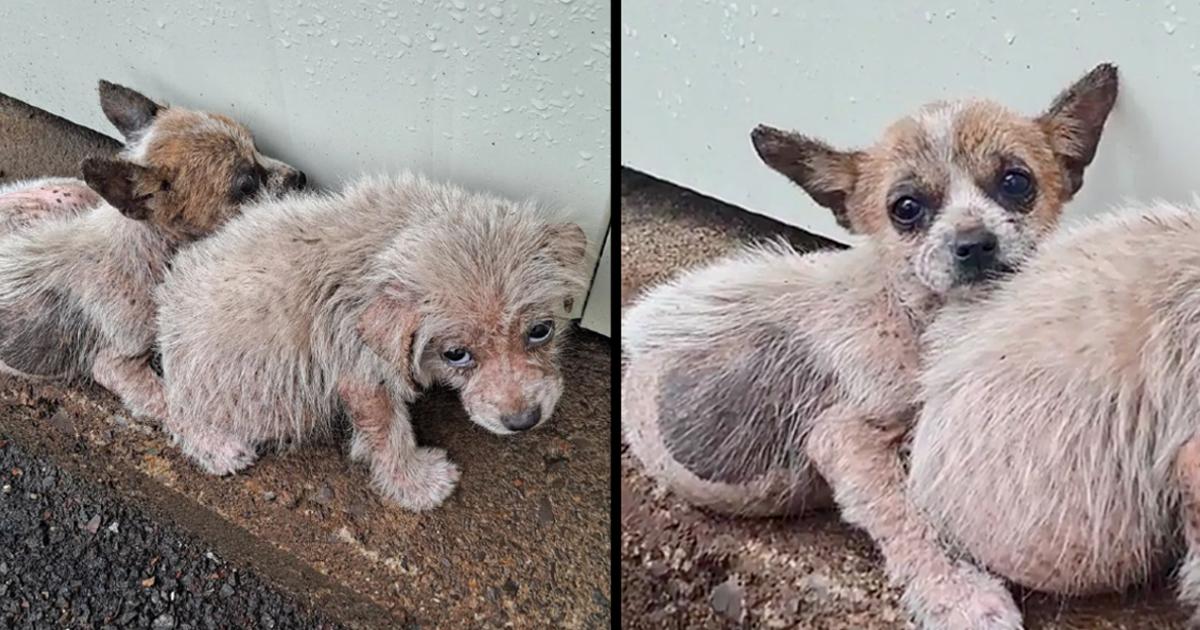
top-left (581, 226), bottom-right (610, 336)
top-left (623, 0), bottom-right (1197, 241)
top-left (0, 0), bottom-right (611, 332)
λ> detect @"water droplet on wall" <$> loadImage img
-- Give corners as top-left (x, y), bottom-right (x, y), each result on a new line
top-left (1004, 31), bottom-right (1016, 44)
top-left (489, 6), bottom-right (504, 17)
top-left (1164, 21), bottom-right (1177, 35)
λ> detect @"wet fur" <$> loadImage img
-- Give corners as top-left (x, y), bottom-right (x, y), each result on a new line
top-left (0, 80), bottom-right (302, 418)
top-left (909, 203), bottom-right (1200, 623)
top-left (622, 64), bottom-right (1119, 628)
top-left (155, 174), bottom-right (589, 511)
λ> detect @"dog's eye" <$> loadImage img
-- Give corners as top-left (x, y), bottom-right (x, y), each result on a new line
top-left (999, 170), bottom-right (1034, 198)
top-left (232, 172), bottom-right (260, 201)
top-left (442, 347), bottom-right (474, 367)
top-left (527, 320), bottom-right (555, 346)
top-left (889, 196), bottom-right (925, 226)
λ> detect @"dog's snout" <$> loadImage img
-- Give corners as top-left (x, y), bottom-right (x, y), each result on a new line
top-left (953, 228), bottom-right (998, 272)
top-left (286, 170), bottom-right (307, 191)
top-left (501, 407), bottom-right (542, 432)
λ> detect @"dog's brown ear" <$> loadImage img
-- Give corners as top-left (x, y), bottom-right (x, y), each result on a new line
top-left (98, 80), bottom-right (162, 140)
top-left (356, 290), bottom-right (422, 373)
top-left (751, 125), bottom-right (863, 232)
top-left (1037, 63), bottom-right (1119, 198)
top-left (541, 223), bottom-right (588, 268)
top-left (80, 156), bottom-right (162, 221)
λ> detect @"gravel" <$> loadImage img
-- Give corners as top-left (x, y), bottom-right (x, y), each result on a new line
top-left (0, 439), bottom-right (340, 629)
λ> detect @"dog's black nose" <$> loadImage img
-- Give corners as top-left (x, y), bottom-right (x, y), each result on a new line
top-left (501, 407), bottom-right (542, 432)
top-left (287, 170), bottom-right (307, 191)
top-left (953, 228), bottom-right (998, 273)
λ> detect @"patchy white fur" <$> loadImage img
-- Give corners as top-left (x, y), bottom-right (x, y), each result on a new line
top-left (0, 81), bottom-right (301, 421)
top-left (156, 173), bottom-right (589, 510)
top-left (910, 202), bottom-right (1200, 604)
top-left (624, 63), bottom-right (1120, 629)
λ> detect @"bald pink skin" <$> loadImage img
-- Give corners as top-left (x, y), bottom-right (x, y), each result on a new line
top-left (0, 180), bottom-right (102, 234)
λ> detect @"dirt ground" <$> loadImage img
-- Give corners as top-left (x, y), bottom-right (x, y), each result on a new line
top-left (0, 89), bottom-right (611, 628)
top-left (619, 168), bottom-right (1187, 629)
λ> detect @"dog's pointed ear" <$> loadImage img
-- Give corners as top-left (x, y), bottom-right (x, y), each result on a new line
top-left (1037, 63), bottom-right (1119, 198)
top-left (80, 156), bottom-right (162, 221)
top-left (541, 223), bottom-right (588, 268)
top-left (751, 124), bottom-right (864, 232)
top-left (357, 289), bottom-right (423, 376)
top-left (98, 80), bottom-right (162, 140)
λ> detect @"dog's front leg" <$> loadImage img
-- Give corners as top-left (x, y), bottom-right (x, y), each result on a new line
top-left (338, 378), bottom-right (460, 511)
top-left (806, 405), bottom-right (1022, 629)
top-left (1174, 436), bottom-right (1200, 624)
top-left (91, 346), bottom-right (167, 420)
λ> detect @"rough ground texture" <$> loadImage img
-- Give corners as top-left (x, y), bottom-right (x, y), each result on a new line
top-left (0, 90), bottom-right (612, 629)
top-left (619, 167), bottom-right (1187, 629)
top-left (0, 437), bottom-right (340, 630)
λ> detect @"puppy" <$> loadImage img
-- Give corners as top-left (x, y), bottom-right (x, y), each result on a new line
top-left (154, 174), bottom-right (589, 511)
top-left (908, 201), bottom-right (1200, 621)
top-left (622, 63), bottom-right (1117, 627)
top-left (0, 80), bottom-right (305, 421)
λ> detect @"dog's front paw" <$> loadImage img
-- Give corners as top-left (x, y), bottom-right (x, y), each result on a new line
top-left (180, 433), bottom-right (258, 476)
top-left (906, 563), bottom-right (1023, 630)
top-left (379, 447), bottom-right (461, 511)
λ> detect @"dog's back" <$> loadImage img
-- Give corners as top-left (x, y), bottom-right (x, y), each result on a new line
top-left (910, 203), bottom-right (1200, 595)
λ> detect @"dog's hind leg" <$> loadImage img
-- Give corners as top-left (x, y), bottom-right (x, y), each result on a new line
top-left (1174, 436), bottom-right (1200, 624)
top-left (91, 346), bottom-right (168, 420)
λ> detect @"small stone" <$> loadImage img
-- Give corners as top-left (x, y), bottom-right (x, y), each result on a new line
top-left (142, 577), bottom-right (156, 588)
top-left (334, 526), bottom-right (357, 544)
top-left (107, 521), bottom-right (119, 534)
top-left (48, 408), bottom-right (73, 434)
top-left (503, 577), bottom-right (519, 597)
top-left (645, 561), bottom-right (669, 579)
top-left (219, 583), bottom-right (235, 598)
top-left (284, 493), bottom-right (301, 509)
top-left (543, 439), bottom-right (572, 465)
top-left (261, 491), bottom-right (277, 502)
top-left (152, 613), bottom-right (175, 629)
top-left (311, 483), bottom-right (334, 506)
top-left (798, 572), bottom-right (833, 602)
top-left (81, 514), bottom-right (101, 535)
top-left (346, 502), bottom-right (368, 520)
top-left (710, 577), bottom-right (745, 623)
top-left (536, 497), bottom-right (554, 525)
